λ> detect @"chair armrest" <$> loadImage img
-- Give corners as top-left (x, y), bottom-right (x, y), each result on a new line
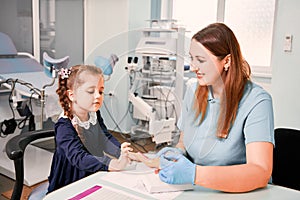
top-left (5, 129), bottom-right (55, 200)
top-left (6, 129), bottom-right (55, 160)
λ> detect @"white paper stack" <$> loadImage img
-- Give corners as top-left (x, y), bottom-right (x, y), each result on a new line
top-left (142, 173), bottom-right (194, 193)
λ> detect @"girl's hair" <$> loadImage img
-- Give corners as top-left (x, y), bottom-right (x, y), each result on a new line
top-left (56, 65), bottom-right (103, 119)
top-left (192, 23), bottom-right (251, 138)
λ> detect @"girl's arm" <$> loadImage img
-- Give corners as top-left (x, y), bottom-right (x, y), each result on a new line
top-left (97, 110), bottom-right (121, 158)
top-left (195, 141), bottom-right (273, 192)
top-left (57, 123), bottom-right (111, 172)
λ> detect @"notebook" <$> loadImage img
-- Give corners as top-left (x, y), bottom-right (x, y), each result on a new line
top-left (142, 173), bottom-right (194, 193)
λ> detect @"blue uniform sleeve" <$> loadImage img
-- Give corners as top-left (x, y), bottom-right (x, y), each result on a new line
top-left (55, 121), bottom-right (112, 172)
top-left (97, 111), bottom-right (121, 158)
top-left (244, 96), bottom-right (275, 145)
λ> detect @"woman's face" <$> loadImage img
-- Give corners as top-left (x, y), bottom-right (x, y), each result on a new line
top-left (69, 72), bottom-right (104, 113)
top-left (189, 39), bottom-right (226, 87)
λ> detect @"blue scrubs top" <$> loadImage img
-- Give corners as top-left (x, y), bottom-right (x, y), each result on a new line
top-left (177, 81), bottom-right (274, 166)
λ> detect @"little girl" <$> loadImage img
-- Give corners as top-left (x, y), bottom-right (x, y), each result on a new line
top-left (47, 65), bottom-right (132, 193)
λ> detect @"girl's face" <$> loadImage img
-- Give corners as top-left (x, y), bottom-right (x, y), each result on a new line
top-left (69, 72), bottom-right (104, 113)
top-left (189, 39), bottom-right (227, 87)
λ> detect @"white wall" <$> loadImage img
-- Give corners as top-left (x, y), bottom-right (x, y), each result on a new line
top-left (84, 0), bottom-right (129, 58)
top-left (84, 0), bottom-right (151, 133)
top-left (84, 0), bottom-right (300, 132)
top-left (271, 0), bottom-right (300, 129)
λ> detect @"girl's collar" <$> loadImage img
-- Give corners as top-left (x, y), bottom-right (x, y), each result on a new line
top-left (71, 112), bottom-right (97, 129)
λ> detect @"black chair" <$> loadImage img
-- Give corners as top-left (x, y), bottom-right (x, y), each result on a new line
top-left (272, 128), bottom-right (300, 191)
top-left (5, 129), bottom-right (55, 200)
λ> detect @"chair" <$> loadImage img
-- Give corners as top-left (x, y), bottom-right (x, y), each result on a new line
top-left (272, 128), bottom-right (300, 191)
top-left (5, 129), bottom-right (55, 200)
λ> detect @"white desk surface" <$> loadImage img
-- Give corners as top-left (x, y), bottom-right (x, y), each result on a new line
top-left (44, 165), bottom-right (300, 200)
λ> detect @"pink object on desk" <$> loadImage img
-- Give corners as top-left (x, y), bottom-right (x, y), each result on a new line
top-left (68, 185), bottom-right (102, 200)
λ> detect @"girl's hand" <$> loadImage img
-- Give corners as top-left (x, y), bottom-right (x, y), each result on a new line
top-left (121, 142), bottom-right (133, 156)
top-left (109, 142), bottom-right (132, 171)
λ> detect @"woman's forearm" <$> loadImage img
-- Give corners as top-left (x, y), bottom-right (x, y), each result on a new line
top-left (195, 163), bottom-right (271, 192)
top-left (176, 132), bottom-right (185, 152)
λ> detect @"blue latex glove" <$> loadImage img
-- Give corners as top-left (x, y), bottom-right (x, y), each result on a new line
top-left (158, 152), bottom-right (196, 185)
top-left (155, 147), bottom-right (185, 158)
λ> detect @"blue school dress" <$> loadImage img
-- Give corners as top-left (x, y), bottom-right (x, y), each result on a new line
top-left (47, 110), bottom-right (120, 193)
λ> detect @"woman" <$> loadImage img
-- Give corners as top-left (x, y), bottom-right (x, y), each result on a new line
top-left (157, 23), bottom-right (274, 193)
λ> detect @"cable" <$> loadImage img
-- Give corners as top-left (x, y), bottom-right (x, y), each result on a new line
top-left (17, 92), bottom-right (35, 130)
top-left (102, 100), bottom-right (148, 152)
top-left (29, 92), bottom-right (34, 114)
top-left (3, 78), bottom-right (41, 134)
top-left (148, 70), bottom-right (177, 120)
top-left (17, 115), bottom-right (30, 129)
top-left (17, 79), bottom-right (41, 95)
top-left (7, 78), bottom-right (17, 119)
top-left (112, 103), bottom-right (131, 131)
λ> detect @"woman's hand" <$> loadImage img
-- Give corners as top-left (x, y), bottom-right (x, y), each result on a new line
top-left (155, 147), bottom-right (185, 157)
top-left (159, 152), bottom-right (196, 185)
top-left (128, 152), bottom-right (160, 168)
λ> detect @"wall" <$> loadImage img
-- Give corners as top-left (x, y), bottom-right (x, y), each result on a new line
top-left (55, 0), bottom-right (84, 66)
top-left (0, 0), bottom-right (33, 53)
top-left (2, 0), bottom-right (298, 132)
top-left (84, 0), bottom-right (151, 133)
top-left (271, 0), bottom-right (300, 129)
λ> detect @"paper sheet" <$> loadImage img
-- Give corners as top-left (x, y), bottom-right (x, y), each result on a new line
top-left (142, 173), bottom-right (193, 193)
top-left (101, 162), bottom-right (184, 200)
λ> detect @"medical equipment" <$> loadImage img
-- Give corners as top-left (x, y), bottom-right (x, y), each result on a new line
top-left (94, 54), bottom-right (119, 80)
top-left (0, 51), bottom-right (69, 131)
top-left (0, 32), bottom-right (68, 195)
top-left (127, 20), bottom-right (185, 145)
top-left (0, 32), bottom-right (69, 131)
top-left (42, 52), bottom-right (69, 125)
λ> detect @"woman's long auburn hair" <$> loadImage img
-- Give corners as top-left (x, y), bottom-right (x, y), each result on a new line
top-left (192, 23), bottom-right (251, 138)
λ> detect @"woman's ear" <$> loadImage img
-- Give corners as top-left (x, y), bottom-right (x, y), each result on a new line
top-left (67, 90), bottom-right (74, 102)
top-left (224, 54), bottom-right (231, 65)
top-left (223, 54), bottom-right (231, 71)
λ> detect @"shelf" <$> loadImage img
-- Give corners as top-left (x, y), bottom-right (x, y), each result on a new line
top-left (141, 28), bottom-right (177, 32)
top-left (135, 52), bottom-right (177, 57)
top-left (135, 76), bottom-right (176, 84)
top-left (141, 69), bottom-right (175, 75)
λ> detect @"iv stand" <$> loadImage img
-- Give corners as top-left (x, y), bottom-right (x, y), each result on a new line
top-left (40, 67), bottom-right (56, 130)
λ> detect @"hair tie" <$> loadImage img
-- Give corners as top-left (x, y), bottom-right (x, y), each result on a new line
top-left (58, 68), bottom-right (71, 79)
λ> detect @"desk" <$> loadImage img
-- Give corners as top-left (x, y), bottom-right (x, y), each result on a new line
top-left (44, 166), bottom-right (300, 200)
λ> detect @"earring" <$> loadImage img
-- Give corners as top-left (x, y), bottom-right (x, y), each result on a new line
top-left (224, 64), bottom-right (230, 71)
